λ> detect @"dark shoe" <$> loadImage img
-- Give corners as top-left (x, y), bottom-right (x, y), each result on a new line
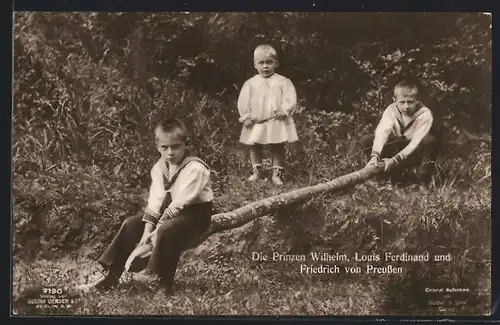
top-left (95, 272), bottom-right (120, 290)
top-left (80, 272), bottom-right (120, 292)
top-left (163, 285), bottom-right (175, 297)
top-left (159, 277), bottom-right (175, 297)
top-left (154, 285), bottom-right (175, 299)
top-left (154, 282), bottom-right (175, 298)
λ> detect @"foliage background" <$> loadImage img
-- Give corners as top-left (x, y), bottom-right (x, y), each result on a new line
top-left (12, 12), bottom-right (491, 315)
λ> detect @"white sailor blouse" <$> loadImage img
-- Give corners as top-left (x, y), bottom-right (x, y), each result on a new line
top-left (142, 156), bottom-right (214, 226)
top-left (371, 102), bottom-right (434, 161)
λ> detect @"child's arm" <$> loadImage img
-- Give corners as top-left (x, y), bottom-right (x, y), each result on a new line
top-left (157, 162), bottom-right (211, 224)
top-left (138, 223), bottom-right (155, 246)
top-left (237, 81), bottom-right (252, 122)
top-left (280, 78), bottom-right (297, 116)
top-left (141, 162), bottom-right (166, 227)
top-left (371, 106), bottom-right (394, 159)
top-left (394, 111), bottom-right (433, 161)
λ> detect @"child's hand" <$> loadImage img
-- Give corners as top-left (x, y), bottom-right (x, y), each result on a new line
top-left (137, 228), bottom-right (158, 247)
top-left (138, 236), bottom-right (149, 246)
top-left (382, 157), bottom-right (398, 172)
top-left (275, 111), bottom-right (288, 120)
top-left (150, 229), bottom-right (158, 247)
top-left (243, 118), bottom-right (254, 128)
top-left (138, 229), bottom-right (152, 246)
top-left (366, 156), bottom-right (379, 167)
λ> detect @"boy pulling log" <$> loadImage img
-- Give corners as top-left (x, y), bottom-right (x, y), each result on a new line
top-left (359, 78), bottom-right (439, 183)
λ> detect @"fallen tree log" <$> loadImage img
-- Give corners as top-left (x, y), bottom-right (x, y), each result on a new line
top-left (185, 163), bottom-right (385, 249)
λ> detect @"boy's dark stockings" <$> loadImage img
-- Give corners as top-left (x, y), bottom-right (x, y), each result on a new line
top-left (96, 203), bottom-right (212, 294)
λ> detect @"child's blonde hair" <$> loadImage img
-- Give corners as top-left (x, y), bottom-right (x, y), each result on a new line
top-left (393, 79), bottom-right (421, 98)
top-left (253, 44), bottom-right (277, 61)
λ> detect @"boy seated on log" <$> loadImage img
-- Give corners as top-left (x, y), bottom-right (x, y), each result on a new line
top-left (359, 78), bottom-right (439, 183)
top-left (79, 117), bottom-right (214, 296)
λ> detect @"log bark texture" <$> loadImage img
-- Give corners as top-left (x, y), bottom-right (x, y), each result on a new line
top-left (185, 164), bottom-right (384, 249)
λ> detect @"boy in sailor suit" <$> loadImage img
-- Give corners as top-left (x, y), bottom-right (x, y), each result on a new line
top-left (86, 118), bottom-right (214, 296)
top-left (360, 79), bottom-right (439, 182)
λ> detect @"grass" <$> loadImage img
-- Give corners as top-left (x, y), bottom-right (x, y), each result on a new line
top-left (11, 133), bottom-right (491, 316)
top-left (13, 255), bottom-right (381, 315)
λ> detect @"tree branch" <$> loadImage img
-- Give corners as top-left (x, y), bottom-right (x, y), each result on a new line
top-left (185, 163), bottom-right (385, 249)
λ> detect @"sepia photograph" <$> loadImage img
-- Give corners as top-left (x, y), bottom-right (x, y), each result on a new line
top-left (11, 12), bottom-right (492, 316)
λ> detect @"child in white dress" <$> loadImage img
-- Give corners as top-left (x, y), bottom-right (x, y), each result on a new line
top-left (238, 44), bottom-right (299, 185)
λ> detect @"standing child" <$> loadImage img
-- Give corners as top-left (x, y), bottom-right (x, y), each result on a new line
top-left (238, 44), bottom-right (299, 186)
top-left (360, 78), bottom-right (439, 182)
top-left (80, 118), bottom-right (214, 296)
